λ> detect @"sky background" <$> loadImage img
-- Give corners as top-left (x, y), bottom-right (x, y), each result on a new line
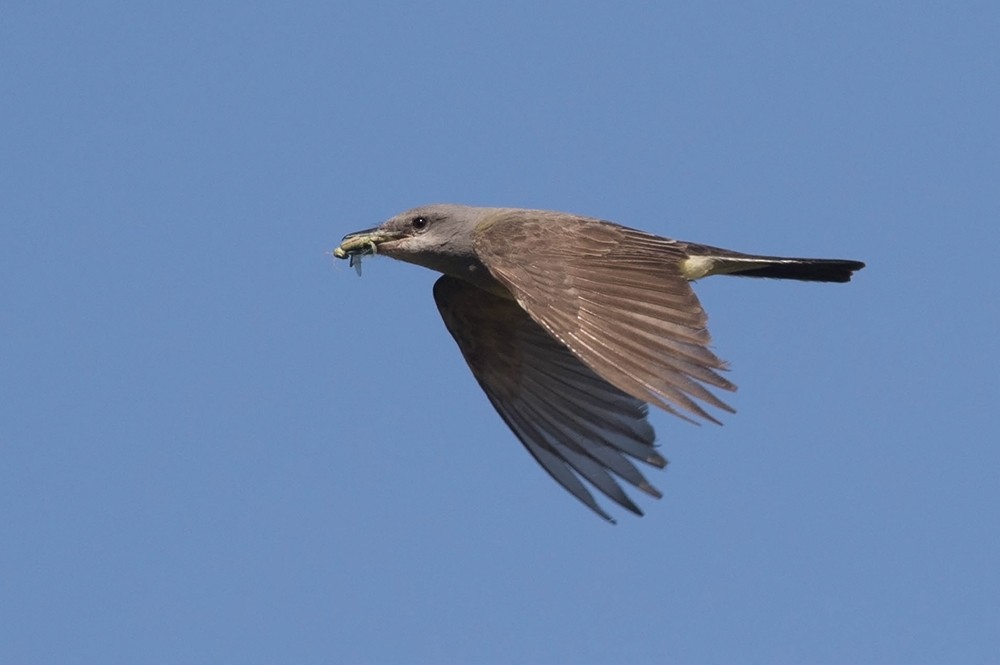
top-left (2, 2), bottom-right (998, 663)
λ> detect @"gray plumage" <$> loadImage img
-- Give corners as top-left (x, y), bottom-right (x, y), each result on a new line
top-left (335, 204), bottom-right (864, 521)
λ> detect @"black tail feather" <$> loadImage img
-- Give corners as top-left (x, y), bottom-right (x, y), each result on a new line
top-left (732, 259), bottom-right (866, 283)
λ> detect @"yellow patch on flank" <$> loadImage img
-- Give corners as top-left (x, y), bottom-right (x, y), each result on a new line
top-left (680, 256), bottom-right (716, 281)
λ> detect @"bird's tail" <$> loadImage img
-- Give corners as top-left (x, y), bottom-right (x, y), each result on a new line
top-left (683, 245), bottom-right (865, 283)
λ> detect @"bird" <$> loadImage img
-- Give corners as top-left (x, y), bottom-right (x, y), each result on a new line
top-left (334, 204), bottom-right (865, 521)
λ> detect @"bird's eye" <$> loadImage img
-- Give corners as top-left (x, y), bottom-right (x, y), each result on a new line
top-left (411, 216), bottom-right (428, 230)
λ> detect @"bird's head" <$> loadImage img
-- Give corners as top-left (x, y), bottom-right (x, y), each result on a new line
top-left (334, 204), bottom-right (500, 278)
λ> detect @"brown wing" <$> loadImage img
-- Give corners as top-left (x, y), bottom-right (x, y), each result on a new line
top-left (433, 275), bottom-right (666, 522)
top-left (473, 212), bottom-right (735, 423)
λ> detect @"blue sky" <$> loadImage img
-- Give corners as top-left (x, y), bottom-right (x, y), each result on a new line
top-left (2, 1), bottom-right (998, 663)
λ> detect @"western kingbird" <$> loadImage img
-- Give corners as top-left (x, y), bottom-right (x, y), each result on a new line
top-left (334, 204), bottom-right (864, 521)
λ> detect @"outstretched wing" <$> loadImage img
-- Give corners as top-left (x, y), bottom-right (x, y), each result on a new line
top-left (474, 211), bottom-right (735, 423)
top-left (433, 275), bottom-right (666, 522)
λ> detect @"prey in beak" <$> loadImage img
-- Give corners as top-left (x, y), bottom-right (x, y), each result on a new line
top-left (333, 227), bottom-right (402, 275)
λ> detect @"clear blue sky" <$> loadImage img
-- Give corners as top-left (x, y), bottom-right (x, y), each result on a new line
top-left (3, 2), bottom-right (998, 663)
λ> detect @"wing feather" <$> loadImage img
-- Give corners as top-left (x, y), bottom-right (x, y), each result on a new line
top-left (475, 213), bottom-right (736, 422)
top-left (433, 275), bottom-right (665, 521)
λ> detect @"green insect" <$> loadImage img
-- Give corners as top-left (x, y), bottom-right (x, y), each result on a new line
top-left (334, 235), bottom-right (379, 275)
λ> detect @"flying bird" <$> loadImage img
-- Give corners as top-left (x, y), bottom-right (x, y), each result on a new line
top-left (334, 204), bottom-right (864, 521)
